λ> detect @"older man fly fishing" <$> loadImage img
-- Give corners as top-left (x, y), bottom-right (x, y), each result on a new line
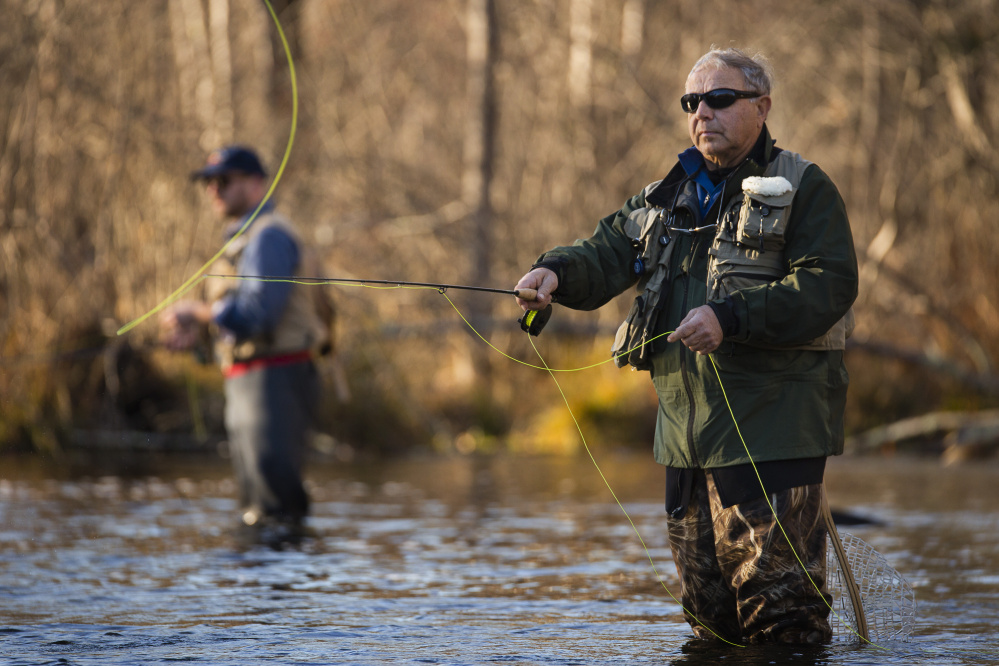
top-left (515, 47), bottom-right (858, 643)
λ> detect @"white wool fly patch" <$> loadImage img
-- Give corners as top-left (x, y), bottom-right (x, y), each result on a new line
top-left (742, 176), bottom-right (792, 196)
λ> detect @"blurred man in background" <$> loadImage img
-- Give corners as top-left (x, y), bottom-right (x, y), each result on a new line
top-left (161, 145), bottom-right (331, 535)
top-left (515, 49), bottom-right (858, 643)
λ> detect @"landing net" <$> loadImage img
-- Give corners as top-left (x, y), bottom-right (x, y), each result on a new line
top-left (826, 530), bottom-right (916, 642)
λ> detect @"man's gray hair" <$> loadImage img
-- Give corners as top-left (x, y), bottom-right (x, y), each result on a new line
top-left (689, 48), bottom-right (774, 95)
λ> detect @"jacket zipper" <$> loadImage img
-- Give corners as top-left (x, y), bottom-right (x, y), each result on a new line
top-left (678, 174), bottom-right (728, 468)
top-left (679, 263), bottom-right (700, 468)
top-left (676, 171), bottom-right (733, 468)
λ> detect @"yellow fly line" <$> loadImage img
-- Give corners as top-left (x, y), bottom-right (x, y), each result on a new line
top-left (117, 0), bottom-right (298, 337)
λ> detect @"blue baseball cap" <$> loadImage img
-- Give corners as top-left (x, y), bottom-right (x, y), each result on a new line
top-left (191, 145), bottom-right (267, 180)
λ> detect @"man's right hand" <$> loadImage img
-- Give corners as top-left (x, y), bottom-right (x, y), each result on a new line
top-left (514, 268), bottom-right (558, 311)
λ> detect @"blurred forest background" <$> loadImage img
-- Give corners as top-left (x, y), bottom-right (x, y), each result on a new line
top-left (3, 0), bottom-right (999, 459)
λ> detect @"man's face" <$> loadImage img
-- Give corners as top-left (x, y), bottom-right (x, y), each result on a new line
top-left (685, 66), bottom-right (770, 171)
top-left (205, 172), bottom-right (256, 219)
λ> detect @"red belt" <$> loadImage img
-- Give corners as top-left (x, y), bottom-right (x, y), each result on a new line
top-left (224, 350), bottom-right (313, 379)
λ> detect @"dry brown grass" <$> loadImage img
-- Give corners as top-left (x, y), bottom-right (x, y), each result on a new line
top-left (3, 0), bottom-right (999, 453)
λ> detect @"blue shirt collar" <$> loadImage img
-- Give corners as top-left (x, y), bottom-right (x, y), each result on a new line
top-left (677, 147), bottom-right (723, 217)
top-left (678, 146), bottom-right (705, 177)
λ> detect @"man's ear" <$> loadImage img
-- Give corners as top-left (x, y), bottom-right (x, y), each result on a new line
top-left (756, 95), bottom-right (772, 123)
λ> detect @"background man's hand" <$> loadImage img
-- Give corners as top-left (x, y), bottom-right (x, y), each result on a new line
top-left (160, 300), bottom-right (212, 351)
top-left (667, 305), bottom-right (723, 355)
top-left (514, 268), bottom-right (558, 311)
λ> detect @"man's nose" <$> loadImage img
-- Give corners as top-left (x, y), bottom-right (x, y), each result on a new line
top-left (694, 100), bottom-right (714, 118)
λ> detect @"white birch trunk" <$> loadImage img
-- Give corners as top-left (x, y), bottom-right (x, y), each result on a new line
top-left (208, 0), bottom-right (234, 143)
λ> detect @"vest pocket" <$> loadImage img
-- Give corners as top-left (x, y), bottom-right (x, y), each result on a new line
top-left (707, 210), bottom-right (787, 299)
top-left (612, 294), bottom-right (656, 370)
top-left (735, 190), bottom-right (793, 251)
top-left (709, 267), bottom-right (785, 299)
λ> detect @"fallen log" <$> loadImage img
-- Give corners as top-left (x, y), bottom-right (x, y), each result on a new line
top-left (847, 338), bottom-right (999, 395)
top-left (941, 421), bottom-right (999, 465)
top-left (845, 409), bottom-right (999, 456)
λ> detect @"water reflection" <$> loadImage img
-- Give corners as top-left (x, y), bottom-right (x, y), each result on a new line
top-left (670, 640), bottom-right (831, 665)
top-left (1, 453), bottom-right (998, 664)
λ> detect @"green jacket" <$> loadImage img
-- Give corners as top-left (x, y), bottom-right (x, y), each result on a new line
top-left (536, 128), bottom-right (858, 468)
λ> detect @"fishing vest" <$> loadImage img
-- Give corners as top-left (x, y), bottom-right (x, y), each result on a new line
top-left (612, 150), bottom-right (854, 369)
top-left (206, 211), bottom-right (333, 371)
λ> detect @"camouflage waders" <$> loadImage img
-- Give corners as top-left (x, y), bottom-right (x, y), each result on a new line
top-left (666, 470), bottom-right (832, 644)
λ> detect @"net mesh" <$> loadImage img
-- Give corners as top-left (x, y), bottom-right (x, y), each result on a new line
top-left (826, 530), bottom-right (916, 642)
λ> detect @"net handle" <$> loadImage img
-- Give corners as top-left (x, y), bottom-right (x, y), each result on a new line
top-left (822, 485), bottom-right (870, 641)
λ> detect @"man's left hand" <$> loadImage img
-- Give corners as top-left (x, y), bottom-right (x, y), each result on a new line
top-left (667, 305), bottom-right (723, 355)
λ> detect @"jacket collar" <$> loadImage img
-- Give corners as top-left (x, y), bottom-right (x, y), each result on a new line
top-left (646, 125), bottom-right (780, 210)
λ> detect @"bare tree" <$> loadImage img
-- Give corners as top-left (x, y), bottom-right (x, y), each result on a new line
top-left (4, 0), bottom-right (999, 453)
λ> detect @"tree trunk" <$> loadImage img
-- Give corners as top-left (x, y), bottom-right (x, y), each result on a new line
top-left (620, 0), bottom-right (644, 60)
top-left (463, 0), bottom-right (498, 401)
top-left (169, 0), bottom-right (218, 149)
top-left (208, 0), bottom-right (234, 143)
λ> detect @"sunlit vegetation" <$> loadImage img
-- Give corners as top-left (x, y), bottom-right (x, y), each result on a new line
top-left (3, 0), bottom-right (999, 455)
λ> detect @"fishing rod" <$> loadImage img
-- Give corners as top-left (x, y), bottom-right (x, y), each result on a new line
top-left (205, 273), bottom-right (536, 298)
top-left (205, 274), bottom-right (555, 336)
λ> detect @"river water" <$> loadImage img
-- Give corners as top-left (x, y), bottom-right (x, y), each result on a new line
top-left (1, 451), bottom-right (997, 665)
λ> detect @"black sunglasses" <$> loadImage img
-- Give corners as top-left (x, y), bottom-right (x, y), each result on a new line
top-left (207, 174), bottom-right (233, 190)
top-left (680, 88), bottom-right (760, 113)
